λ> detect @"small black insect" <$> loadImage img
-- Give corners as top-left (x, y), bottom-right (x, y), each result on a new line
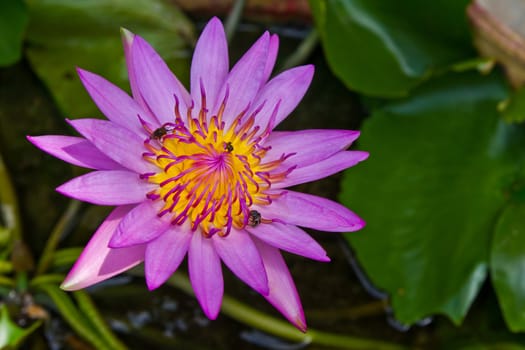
top-left (225, 142), bottom-right (234, 152)
top-left (248, 210), bottom-right (262, 227)
top-left (151, 123), bottom-right (176, 140)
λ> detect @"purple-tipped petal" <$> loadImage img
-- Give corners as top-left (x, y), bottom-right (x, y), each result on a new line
top-left (191, 17), bottom-right (228, 110)
top-left (215, 32), bottom-right (270, 129)
top-left (189, 232), bottom-right (223, 320)
top-left (27, 135), bottom-right (123, 170)
top-left (212, 229), bottom-right (269, 295)
top-left (61, 205), bottom-right (145, 290)
top-left (57, 170), bottom-right (153, 205)
top-left (275, 151), bottom-right (369, 188)
top-left (109, 200), bottom-right (171, 248)
top-left (263, 129), bottom-right (360, 167)
top-left (77, 68), bottom-right (155, 134)
top-left (68, 118), bottom-right (156, 174)
top-left (145, 223), bottom-right (193, 290)
top-left (259, 190), bottom-right (365, 232)
top-left (131, 35), bottom-right (191, 124)
top-left (250, 65), bottom-right (314, 132)
top-left (262, 34), bottom-right (279, 84)
top-left (121, 28), bottom-right (152, 116)
top-left (247, 221), bottom-right (329, 261)
top-left (252, 238), bottom-right (306, 332)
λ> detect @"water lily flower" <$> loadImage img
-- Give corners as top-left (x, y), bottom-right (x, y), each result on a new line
top-left (28, 17), bottom-right (367, 331)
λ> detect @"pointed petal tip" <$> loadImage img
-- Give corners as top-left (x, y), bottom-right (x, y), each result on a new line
top-left (346, 217), bottom-right (366, 232)
top-left (59, 280), bottom-right (77, 291)
top-left (107, 233), bottom-right (127, 249)
top-left (202, 305), bottom-right (220, 320)
top-left (295, 316), bottom-right (308, 333)
top-left (76, 66), bottom-right (86, 75)
top-left (60, 272), bottom-right (91, 291)
top-left (358, 151), bottom-right (370, 161)
top-left (207, 16), bottom-right (223, 28)
top-left (146, 278), bottom-right (161, 291)
top-left (120, 27), bottom-right (135, 43)
top-left (55, 182), bottom-right (75, 199)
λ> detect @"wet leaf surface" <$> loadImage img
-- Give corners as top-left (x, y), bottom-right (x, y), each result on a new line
top-left (309, 0), bottom-right (475, 97)
top-left (339, 71), bottom-right (525, 325)
top-left (492, 201), bottom-right (525, 332)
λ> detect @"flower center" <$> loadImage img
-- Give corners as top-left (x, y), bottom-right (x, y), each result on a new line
top-left (141, 92), bottom-right (291, 237)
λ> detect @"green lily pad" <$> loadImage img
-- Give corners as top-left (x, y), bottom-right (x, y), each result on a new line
top-left (492, 200), bottom-right (525, 332)
top-left (25, 0), bottom-right (194, 119)
top-left (339, 71), bottom-right (525, 325)
top-left (309, 0), bottom-right (475, 97)
top-left (0, 0), bottom-right (28, 66)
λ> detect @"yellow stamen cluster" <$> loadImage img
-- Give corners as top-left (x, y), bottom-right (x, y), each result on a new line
top-left (141, 94), bottom-right (289, 237)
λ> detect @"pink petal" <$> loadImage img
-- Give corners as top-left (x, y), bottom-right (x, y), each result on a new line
top-left (27, 135), bottom-right (123, 170)
top-left (68, 118), bottom-right (156, 174)
top-left (215, 32), bottom-right (270, 129)
top-left (145, 223), bottom-right (193, 290)
top-left (131, 35), bottom-right (191, 124)
top-left (252, 238), bottom-right (306, 332)
top-left (56, 170), bottom-right (153, 205)
top-left (212, 229), bottom-right (269, 295)
top-left (189, 232), bottom-right (223, 320)
top-left (275, 151), bottom-right (369, 188)
top-left (262, 34), bottom-right (279, 83)
top-left (77, 68), bottom-right (155, 134)
top-left (246, 221), bottom-right (329, 261)
top-left (250, 65), bottom-right (314, 133)
top-left (61, 205), bottom-right (146, 290)
top-left (121, 28), bottom-right (153, 119)
top-left (259, 190), bottom-right (365, 232)
top-left (109, 200), bottom-right (171, 248)
top-left (263, 129), bottom-right (360, 167)
top-left (191, 17), bottom-right (229, 111)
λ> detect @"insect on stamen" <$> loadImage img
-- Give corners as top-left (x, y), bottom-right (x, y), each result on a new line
top-left (151, 123), bottom-right (177, 140)
top-left (248, 210), bottom-right (262, 227)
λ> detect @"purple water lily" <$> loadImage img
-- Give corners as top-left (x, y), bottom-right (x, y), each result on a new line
top-left (28, 17), bottom-right (367, 331)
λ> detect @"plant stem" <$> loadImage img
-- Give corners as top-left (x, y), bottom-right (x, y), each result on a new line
top-left (167, 272), bottom-right (407, 350)
top-left (74, 291), bottom-right (127, 350)
top-left (225, 0), bottom-right (246, 42)
top-left (280, 29), bottom-right (319, 71)
top-left (30, 274), bottom-right (65, 288)
top-left (36, 283), bottom-right (112, 350)
top-left (35, 200), bottom-right (82, 276)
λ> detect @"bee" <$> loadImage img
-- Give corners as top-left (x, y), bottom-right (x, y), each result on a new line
top-left (151, 123), bottom-right (176, 140)
top-left (248, 210), bottom-right (262, 227)
top-left (225, 142), bottom-right (234, 153)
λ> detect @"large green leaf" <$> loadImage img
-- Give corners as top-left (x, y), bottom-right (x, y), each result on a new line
top-left (339, 72), bottom-right (524, 325)
top-left (0, 0), bottom-right (28, 66)
top-left (309, 0), bottom-right (475, 97)
top-left (492, 200), bottom-right (525, 332)
top-left (25, 0), bottom-right (194, 119)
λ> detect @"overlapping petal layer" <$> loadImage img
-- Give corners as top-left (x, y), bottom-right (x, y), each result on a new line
top-left (29, 17), bottom-right (367, 331)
